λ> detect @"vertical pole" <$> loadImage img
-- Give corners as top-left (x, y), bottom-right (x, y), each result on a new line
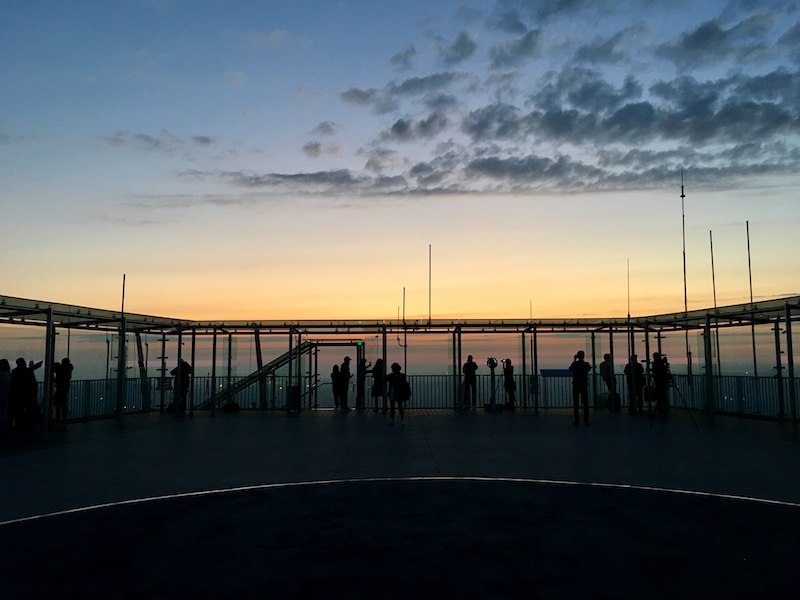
top-left (255, 329), bottom-right (265, 409)
top-left (136, 333), bottom-right (150, 411)
top-left (704, 314), bottom-right (715, 422)
top-left (227, 332), bottom-right (233, 397)
top-left (775, 320), bottom-right (786, 420)
top-left (428, 244), bottom-right (432, 324)
top-left (297, 331), bottom-right (303, 407)
top-left (452, 328), bottom-right (459, 410)
top-left (159, 333), bottom-right (166, 412)
top-left (211, 328), bottom-right (217, 417)
top-left (313, 344), bottom-right (319, 409)
top-left (42, 308), bottom-right (55, 438)
top-left (176, 327), bottom-right (183, 416)
top-left (402, 287), bottom-right (407, 373)
top-left (785, 303), bottom-right (797, 441)
top-left (609, 327), bottom-right (614, 397)
top-left (287, 329), bottom-right (293, 409)
top-left (382, 326), bottom-right (388, 412)
top-left (521, 330), bottom-right (527, 409)
top-left (190, 328), bottom-right (196, 416)
top-left (709, 230), bottom-right (722, 375)
top-left (747, 221), bottom-right (758, 377)
top-left (644, 323), bottom-right (651, 407)
top-left (590, 331), bottom-right (597, 408)
top-left (533, 326), bottom-right (539, 414)
top-left (307, 336), bottom-right (313, 409)
top-left (116, 316), bottom-right (127, 423)
top-left (681, 171), bottom-right (693, 384)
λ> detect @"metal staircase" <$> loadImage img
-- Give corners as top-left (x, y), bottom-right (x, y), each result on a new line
top-left (198, 341), bottom-right (316, 409)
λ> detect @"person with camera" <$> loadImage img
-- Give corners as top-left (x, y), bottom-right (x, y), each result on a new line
top-left (651, 352), bottom-right (671, 410)
top-left (569, 351), bottom-right (591, 425)
top-left (502, 358), bottom-right (516, 409)
top-left (624, 354), bottom-right (645, 412)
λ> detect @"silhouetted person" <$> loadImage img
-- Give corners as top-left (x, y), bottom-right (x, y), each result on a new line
top-left (502, 358), bottom-right (516, 409)
top-left (599, 353), bottom-right (618, 410)
top-left (356, 358), bottom-right (371, 409)
top-left (624, 354), bottom-right (645, 412)
top-left (52, 357), bottom-right (73, 429)
top-left (651, 352), bottom-right (670, 410)
top-left (462, 355), bottom-right (478, 409)
top-left (331, 364), bottom-right (341, 409)
top-left (569, 351), bottom-right (591, 425)
top-left (386, 362), bottom-right (408, 425)
top-left (371, 358), bottom-right (385, 412)
top-left (0, 359), bottom-right (10, 434)
top-left (170, 359), bottom-right (192, 413)
top-left (339, 356), bottom-right (352, 411)
top-left (9, 358), bottom-right (37, 433)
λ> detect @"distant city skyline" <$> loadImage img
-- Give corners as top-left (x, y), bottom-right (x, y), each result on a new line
top-left (2, 1), bottom-right (799, 320)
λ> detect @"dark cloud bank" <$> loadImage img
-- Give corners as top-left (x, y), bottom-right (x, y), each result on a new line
top-left (107, 1), bottom-right (800, 198)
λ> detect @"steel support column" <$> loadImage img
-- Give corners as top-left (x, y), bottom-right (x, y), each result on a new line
top-left (42, 308), bottom-right (55, 438)
top-left (704, 314), bottom-right (715, 422)
top-left (785, 303), bottom-right (797, 441)
top-left (774, 321), bottom-right (785, 420)
top-left (116, 316), bottom-right (127, 423)
top-left (211, 327), bottom-right (217, 417)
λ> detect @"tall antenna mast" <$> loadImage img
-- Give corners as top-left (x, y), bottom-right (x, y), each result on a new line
top-left (709, 230), bottom-right (722, 375)
top-left (627, 258), bottom-right (632, 361)
top-left (747, 221), bottom-right (757, 376)
top-left (681, 170), bottom-right (693, 378)
top-left (428, 244), bottom-right (432, 324)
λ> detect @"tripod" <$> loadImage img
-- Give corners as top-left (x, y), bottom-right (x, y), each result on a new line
top-left (650, 374), bottom-right (700, 432)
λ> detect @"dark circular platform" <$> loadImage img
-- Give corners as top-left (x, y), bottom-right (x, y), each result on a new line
top-left (1, 478), bottom-right (797, 599)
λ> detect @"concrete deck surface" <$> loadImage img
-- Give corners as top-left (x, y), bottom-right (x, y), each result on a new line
top-left (1, 408), bottom-right (799, 598)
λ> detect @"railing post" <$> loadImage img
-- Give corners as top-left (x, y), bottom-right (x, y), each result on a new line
top-left (190, 328), bottom-right (196, 416)
top-left (210, 327), bottom-right (217, 417)
top-left (533, 326), bottom-right (539, 414)
top-left (116, 316), bottom-right (127, 423)
top-left (644, 322), bottom-right (651, 407)
top-left (42, 307), bottom-right (55, 438)
top-left (785, 303), bottom-right (797, 441)
top-left (704, 314), bottom-right (715, 423)
top-left (774, 320), bottom-right (785, 420)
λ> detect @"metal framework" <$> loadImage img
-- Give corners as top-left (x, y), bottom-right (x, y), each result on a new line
top-left (2, 293), bottom-right (799, 438)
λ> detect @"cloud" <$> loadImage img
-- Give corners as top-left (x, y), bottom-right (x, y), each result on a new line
top-left (390, 72), bottom-right (460, 96)
top-left (461, 103), bottom-right (527, 141)
top-left (302, 141), bottom-right (340, 157)
top-left (380, 112), bottom-right (449, 142)
top-left (488, 9), bottom-right (528, 34)
top-left (778, 21), bottom-right (800, 62)
top-left (656, 15), bottom-right (774, 69)
top-left (302, 141), bottom-right (323, 157)
top-left (531, 67), bottom-right (642, 113)
top-left (312, 121), bottom-right (339, 135)
top-left (98, 130), bottom-right (218, 157)
top-left (340, 87), bottom-right (398, 114)
top-left (442, 32), bottom-right (478, 64)
top-left (572, 24), bottom-right (646, 65)
top-left (489, 29), bottom-right (542, 68)
top-left (390, 45), bottom-right (417, 70)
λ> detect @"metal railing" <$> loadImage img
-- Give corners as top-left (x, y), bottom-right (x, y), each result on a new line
top-left (40, 372), bottom-right (798, 422)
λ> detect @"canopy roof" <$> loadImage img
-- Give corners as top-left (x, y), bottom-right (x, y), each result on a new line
top-left (2, 294), bottom-right (798, 336)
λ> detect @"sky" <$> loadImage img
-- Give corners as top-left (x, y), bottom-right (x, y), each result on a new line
top-left (2, 0), bottom-right (799, 322)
